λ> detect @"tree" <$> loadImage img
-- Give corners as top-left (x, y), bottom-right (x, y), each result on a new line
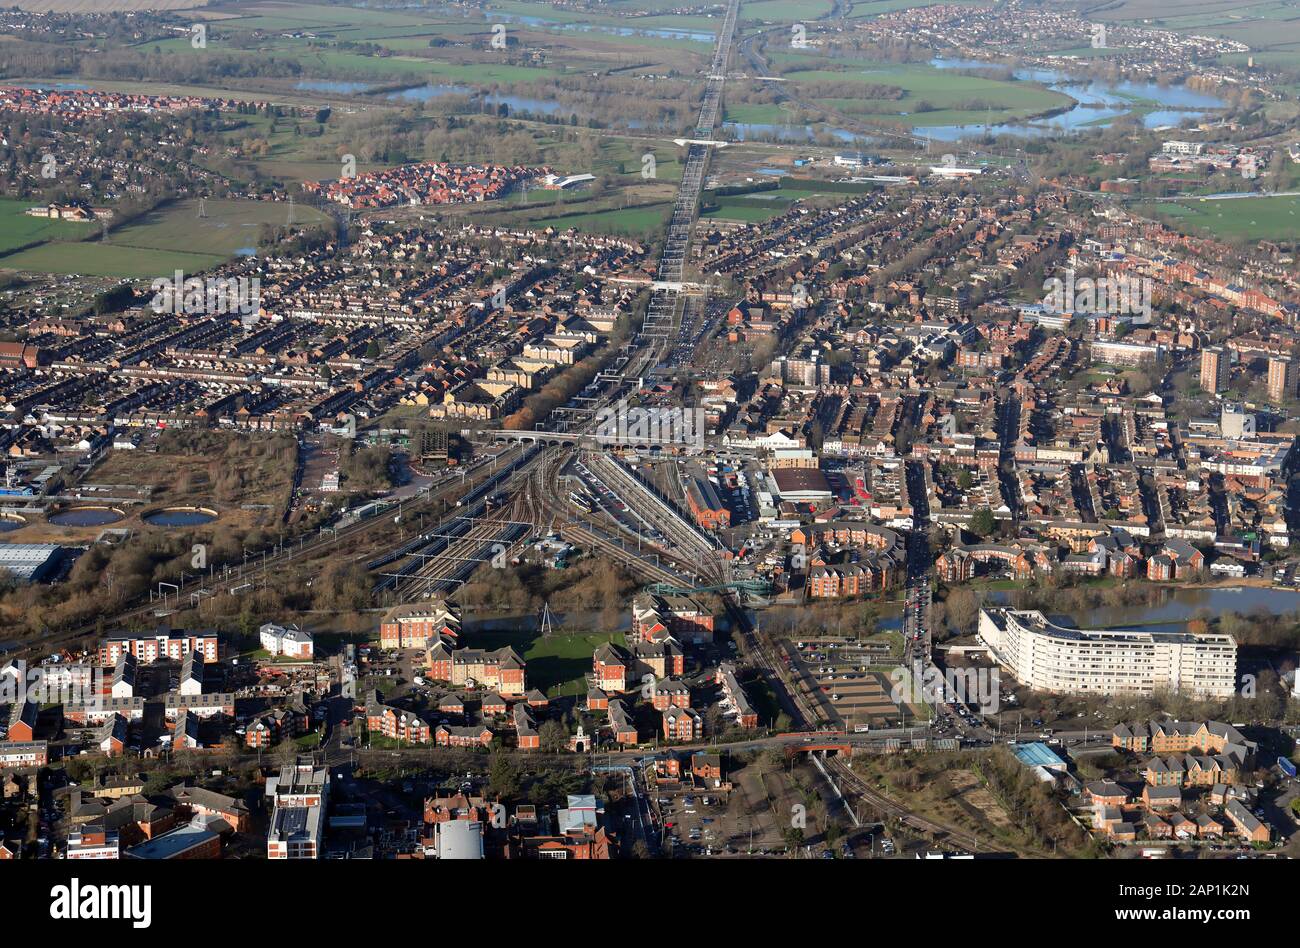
top-left (539, 720), bottom-right (568, 754)
top-left (969, 508), bottom-right (996, 538)
top-left (487, 752), bottom-right (520, 799)
top-left (945, 586), bottom-right (978, 633)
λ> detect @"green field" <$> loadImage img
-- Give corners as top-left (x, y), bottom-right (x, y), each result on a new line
top-left (461, 628), bottom-right (618, 696)
top-left (701, 186), bottom-right (827, 221)
top-left (0, 198), bottom-right (331, 278)
top-left (105, 199), bottom-right (331, 258)
top-left (760, 56), bottom-right (1074, 127)
top-left (0, 242), bottom-right (224, 279)
top-left (0, 199), bottom-right (99, 255)
top-left (528, 202), bottom-right (672, 236)
top-left (744, 0), bottom-right (835, 19)
top-left (1144, 194), bottom-right (1300, 241)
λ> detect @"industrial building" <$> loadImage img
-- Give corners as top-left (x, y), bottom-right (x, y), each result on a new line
top-left (0, 543), bottom-right (64, 582)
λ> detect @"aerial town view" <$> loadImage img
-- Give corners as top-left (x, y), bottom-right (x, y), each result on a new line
top-left (0, 0), bottom-right (1296, 920)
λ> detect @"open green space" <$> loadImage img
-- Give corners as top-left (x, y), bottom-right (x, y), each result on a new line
top-left (744, 0), bottom-right (835, 19)
top-left (1140, 194), bottom-right (1300, 241)
top-left (460, 628), bottom-right (619, 697)
top-left (527, 202), bottom-right (672, 236)
top-left (106, 198), bottom-right (331, 258)
top-left (757, 55), bottom-right (1073, 127)
top-left (0, 199), bottom-right (98, 255)
top-left (0, 242), bottom-right (224, 279)
top-left (0, 198), bottom-right (331, 278)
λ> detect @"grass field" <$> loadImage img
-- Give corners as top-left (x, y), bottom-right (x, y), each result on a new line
top-left (1096, 0), bottom-right (1300, 55)
top-left (1143, 194), bottom-right (1300, 241)
top-left (0, 242), bottom-right (223, 279)
top-left (701, 187), bottom-right (826, 221)
top-left (743, 0), bottom-right (835, 19)
top-left (461, 627), bottom-right (618, 697)
top-left (106, 198), bottom-right (330, 257)
top-left (0, 199), bottom-right (98, 255)
top-left (0, 198), bottom-right (330, 277)
top-left (528, 202), bottom-right (671, 236)
top-left (764, 57), bottom-right (1073, 127)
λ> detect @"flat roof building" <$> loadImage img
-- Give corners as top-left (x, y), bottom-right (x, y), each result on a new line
top-left (978, 608), bottom-right (1236, 698)
top-left (0, 543), bottom-right (63, 582)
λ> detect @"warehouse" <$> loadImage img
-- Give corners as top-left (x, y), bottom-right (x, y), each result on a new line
top-left (0, 543), bottom-right (64, 582)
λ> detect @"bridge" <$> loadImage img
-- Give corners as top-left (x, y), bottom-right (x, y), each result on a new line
top-left (785, 741), bottom-right (854, 758)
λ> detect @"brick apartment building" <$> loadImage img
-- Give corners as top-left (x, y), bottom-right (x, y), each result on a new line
top-left (99, 630), bottom-right (219, 666)
top-left (426, 643), bottom-right (526, 696)
top-left (632, 592), bottom-right (715, 645)
top-left (380, 601), bottom-right (461, 650)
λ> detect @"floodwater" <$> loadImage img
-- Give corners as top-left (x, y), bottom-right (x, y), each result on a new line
top-left (918, 58), bottom-right (1226, 141)
top-left (991, 585), bottom-right (1300, 630)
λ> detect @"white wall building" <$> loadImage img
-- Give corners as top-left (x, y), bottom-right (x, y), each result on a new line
top-left (978, 608), bottom-right (1236, 698)
top-left (259, 622), bottom-right (314, 659)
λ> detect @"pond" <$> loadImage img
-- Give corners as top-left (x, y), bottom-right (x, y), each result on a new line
top-left (144, 507), bottom-right (218, 527)
top-left (49, 507), bottom-right (124, 527)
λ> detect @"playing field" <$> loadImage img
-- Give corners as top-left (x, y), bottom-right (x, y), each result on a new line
top-left (701, 187), bottom-right (827, 222)
top-left (528, 203), bottom-right (672, 237)
top-left (0, 198), bottom-right (331, 277)
top-left (459, 627), bottom-right (618, 697)
top-left (1146, 194), bottom-right (1300, 241)
top-left (0, 199), bottom-right (99, 255)
top-left (105, 198), bottom-right (330, 257)
top-left (0, 242), bottom-right (222, 279)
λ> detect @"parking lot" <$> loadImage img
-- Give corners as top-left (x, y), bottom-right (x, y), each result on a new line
top-left (784, 638), bottom-right (908, 729)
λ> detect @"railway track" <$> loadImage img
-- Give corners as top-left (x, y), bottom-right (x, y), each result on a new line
top-left (13, 452), bottom-right (524, 660)
top-left (826, 756), bottom-right (989, 853)
top-left (393, 510), bottom-right (528, 600)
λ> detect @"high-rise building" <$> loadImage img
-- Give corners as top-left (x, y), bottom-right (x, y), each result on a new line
top-left (1267, 356), bottom-right (1295, 403)
top-left (1200, 346), bottom-right (1229, 392)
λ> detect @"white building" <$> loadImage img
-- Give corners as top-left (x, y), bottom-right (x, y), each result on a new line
top-left (66, 828), bottom-right (120, 860)
top-left (978, 608), bottom-right (1236, 698)
top-left (178, 653), bottom-right (204, 697)
top-left (259, 622), bottom-right (314, 659)
top-left (267, 758), bottom-right (328, 859)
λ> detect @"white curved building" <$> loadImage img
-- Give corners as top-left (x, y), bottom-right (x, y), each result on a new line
top-left (977, 608), bottom-right (1236, 698)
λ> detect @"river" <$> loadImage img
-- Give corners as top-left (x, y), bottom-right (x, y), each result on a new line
top-left (990, 585), bottom-right (1300, 632)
